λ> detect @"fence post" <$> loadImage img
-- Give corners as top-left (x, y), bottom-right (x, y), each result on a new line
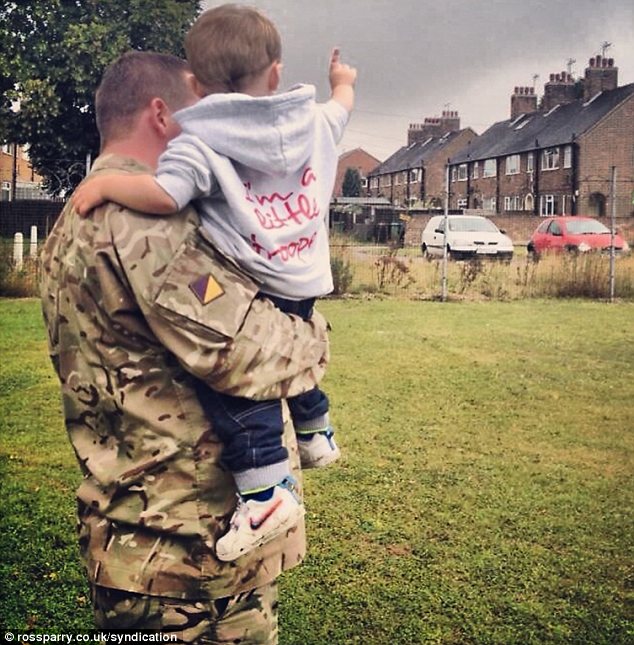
top-left (13, 232), bottom-right (24, 270)
top-left (30, 226), bottom-right (38, 256)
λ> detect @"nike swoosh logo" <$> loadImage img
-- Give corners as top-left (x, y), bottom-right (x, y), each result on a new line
top-left (250, 499), bottom-right (283, 530)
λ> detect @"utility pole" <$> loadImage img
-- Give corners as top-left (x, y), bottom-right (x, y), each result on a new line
top-left (441, 164), bottom-right (449, 302)
top-left (609, 166), bottom-right (617, 302)
top-left (11, 143), bottom-right (18, 201)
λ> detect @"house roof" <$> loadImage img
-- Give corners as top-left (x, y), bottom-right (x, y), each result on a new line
top-left (368, 130), bottom-right (467, 176)
top-left (338, 147), bottom-right (382, 165)
top-left (450, 82), bottom-right (634, 164)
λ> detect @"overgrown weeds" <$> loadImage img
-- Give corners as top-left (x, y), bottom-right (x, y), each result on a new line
top-left (330, 248), bottom-right (354, 296)
top-left (373, 247), bottom-right (415, 292)
top-left (0, 241), bottom-right (40, 297)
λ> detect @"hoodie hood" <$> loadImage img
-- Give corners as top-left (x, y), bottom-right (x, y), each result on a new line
top-left (173, 84), bottom-right (317, 176)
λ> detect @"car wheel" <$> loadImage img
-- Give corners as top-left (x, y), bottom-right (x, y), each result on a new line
top-left (527, 243), bottom-right (540, 263)
top-left (447, 247), bottom-right (461, 261)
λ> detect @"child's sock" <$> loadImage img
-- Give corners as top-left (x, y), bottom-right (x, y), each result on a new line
top-left (242, 486), bottom-right (275, 502)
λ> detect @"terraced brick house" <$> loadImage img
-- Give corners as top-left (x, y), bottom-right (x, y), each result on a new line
top-left (368, 111), bottom-right (477, 208)
top-left (448, 55), bottom-right (634, 218)
top-left (334, 148), bottom-right (381, 197)
top-left (0, 143), bottom-right (44, 200)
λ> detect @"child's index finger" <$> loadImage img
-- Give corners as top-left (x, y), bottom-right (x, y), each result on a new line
top-left (330, 47), bottom-right (340, 65)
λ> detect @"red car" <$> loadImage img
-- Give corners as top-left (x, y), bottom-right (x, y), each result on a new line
top-left (527, 216), bottom-right (630, 258)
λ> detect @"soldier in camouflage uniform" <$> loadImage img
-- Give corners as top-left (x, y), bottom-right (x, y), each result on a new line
top-left (39, 51), bottom-right (330, 644)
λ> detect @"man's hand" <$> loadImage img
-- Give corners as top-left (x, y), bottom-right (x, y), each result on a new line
top-left (329, 48), bottom-right (356, 113)
top-left (72, 177), bottom-right (108, 216)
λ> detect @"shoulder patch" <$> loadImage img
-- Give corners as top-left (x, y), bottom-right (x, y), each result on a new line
top-left (189, 274), bottom-right (225, 305)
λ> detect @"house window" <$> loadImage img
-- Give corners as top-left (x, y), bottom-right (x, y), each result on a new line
top-left (457, 198), bottom-right (468, 209)
top-left (563, 145), bottom-right (572, 168)
top-left (483, 159), bottom-right (496, 177)
top-left (541, 147), bottom-right (559, 170)
top-left (409, 169), bottom-right (420, 183)
top-left (526, 153), bottom-right (534, 173)
top-left (457, 164), bottom-right (468, 181)
top-left (483, 197), bottom-right (496, 211)
top-left (471, 162), bottom-right (479, 179)
top-left (1, 181), bottom-right (11, 201)
top-left (540, 194), bottom-right (557, 216)
top-left (504, 196), bottom-right (522, 211)
top-left (505, 154), bottom-right (520, 175)
top-left (451, 167), bottom-right (457, 182)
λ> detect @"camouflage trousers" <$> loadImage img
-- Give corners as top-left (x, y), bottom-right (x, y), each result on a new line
top-left (91, 581), bottom-right (278, 644)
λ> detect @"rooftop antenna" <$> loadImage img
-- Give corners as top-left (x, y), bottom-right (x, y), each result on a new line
top-left (532, 74), bottom-right (539, 90)
top-left (566, 58), bottom-right (576, 75)
top-left (601, 41), bottom-right (612, 57)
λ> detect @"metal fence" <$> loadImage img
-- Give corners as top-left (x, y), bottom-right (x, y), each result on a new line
top-left (2, 212), bottom-right (634, 300)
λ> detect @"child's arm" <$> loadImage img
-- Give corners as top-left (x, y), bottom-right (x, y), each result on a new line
top-left (329, 47), bottom-right (357, 113)
top-left (72, 174), bottom-right (178, 216)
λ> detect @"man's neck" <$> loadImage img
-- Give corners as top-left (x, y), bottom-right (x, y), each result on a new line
top-left (100, 140), bottom-right (160, 171)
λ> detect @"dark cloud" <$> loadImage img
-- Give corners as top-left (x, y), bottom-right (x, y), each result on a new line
top-left (202, 0), bottom-right (634, 159)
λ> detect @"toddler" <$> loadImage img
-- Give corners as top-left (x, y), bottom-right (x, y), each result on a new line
top-left (73, 3), bottom-right (356, 562)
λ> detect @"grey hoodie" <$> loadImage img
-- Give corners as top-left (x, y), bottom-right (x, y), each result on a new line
top-left (156, 84), bottom-right (349, 299)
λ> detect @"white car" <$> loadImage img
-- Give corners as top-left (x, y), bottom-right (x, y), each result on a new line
top-left (421, 215), bottom-right (514, 261)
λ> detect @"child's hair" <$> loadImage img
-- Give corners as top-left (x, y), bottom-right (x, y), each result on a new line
top-left (185, 3), bottom-right (281, 93)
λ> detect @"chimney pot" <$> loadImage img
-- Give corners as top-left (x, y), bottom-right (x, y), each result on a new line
top-left (589, 58), bottom-right (595, 67)
top-left (608, 58), bottom-right (614, 67)
top-left (595, 55), bottom-right (602, 66)
top-left (549, 73), bottom-right (555, 81)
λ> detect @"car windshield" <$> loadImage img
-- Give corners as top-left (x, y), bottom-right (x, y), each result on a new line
top-left (449, 218), bottom-right (499, 233)
top-left (566, 219), bottom-right (610, 235)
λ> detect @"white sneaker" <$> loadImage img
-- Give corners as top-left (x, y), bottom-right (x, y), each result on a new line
top-left (297, 428), bottom-right (341, 469)
top-left (216, 477), bottom-right (304, 562)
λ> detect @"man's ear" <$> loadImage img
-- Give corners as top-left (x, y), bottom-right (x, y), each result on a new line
top-left (148, 97), bottom-right (172, 136)
top-left (267, 61), bottom-right (282, 92)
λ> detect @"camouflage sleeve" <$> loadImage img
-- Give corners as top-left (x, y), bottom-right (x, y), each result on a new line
top-left (110, 206), bottom-right (329, 400)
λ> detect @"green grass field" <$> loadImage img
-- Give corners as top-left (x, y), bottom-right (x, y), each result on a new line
top-left (1, 297), bottom-right (633, 643)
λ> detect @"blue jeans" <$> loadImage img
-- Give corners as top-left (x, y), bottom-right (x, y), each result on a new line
top-left (201, 295), bottom-right (329, 485)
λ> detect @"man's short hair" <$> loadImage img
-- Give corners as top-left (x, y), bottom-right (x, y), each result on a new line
top-left (185, 4), bottom-right (281, 93)
top-left (96, 51), bottom-right (191, 144)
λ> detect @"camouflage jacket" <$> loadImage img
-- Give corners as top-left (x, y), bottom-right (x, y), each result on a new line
top-left (39, 153), bottom-right (330, 600)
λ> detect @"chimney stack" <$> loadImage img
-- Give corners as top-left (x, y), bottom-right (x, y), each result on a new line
top-left (440, 110), bottom-right (460, 133)
top-left (583, 55), bottom-right (618, 100)
top-left (541, 71), bottom-right (577, 111)
top-left (407, 111), bottom-right (460, 145)
top-left (510, 86), bottom-right (538, 119)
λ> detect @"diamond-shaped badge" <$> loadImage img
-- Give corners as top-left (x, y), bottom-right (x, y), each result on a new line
top-left (189, 274), bottom-right (225, 305)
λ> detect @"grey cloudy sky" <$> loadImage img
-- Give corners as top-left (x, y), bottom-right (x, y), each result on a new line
top-left (200, 0), bottom-right (634, 161)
